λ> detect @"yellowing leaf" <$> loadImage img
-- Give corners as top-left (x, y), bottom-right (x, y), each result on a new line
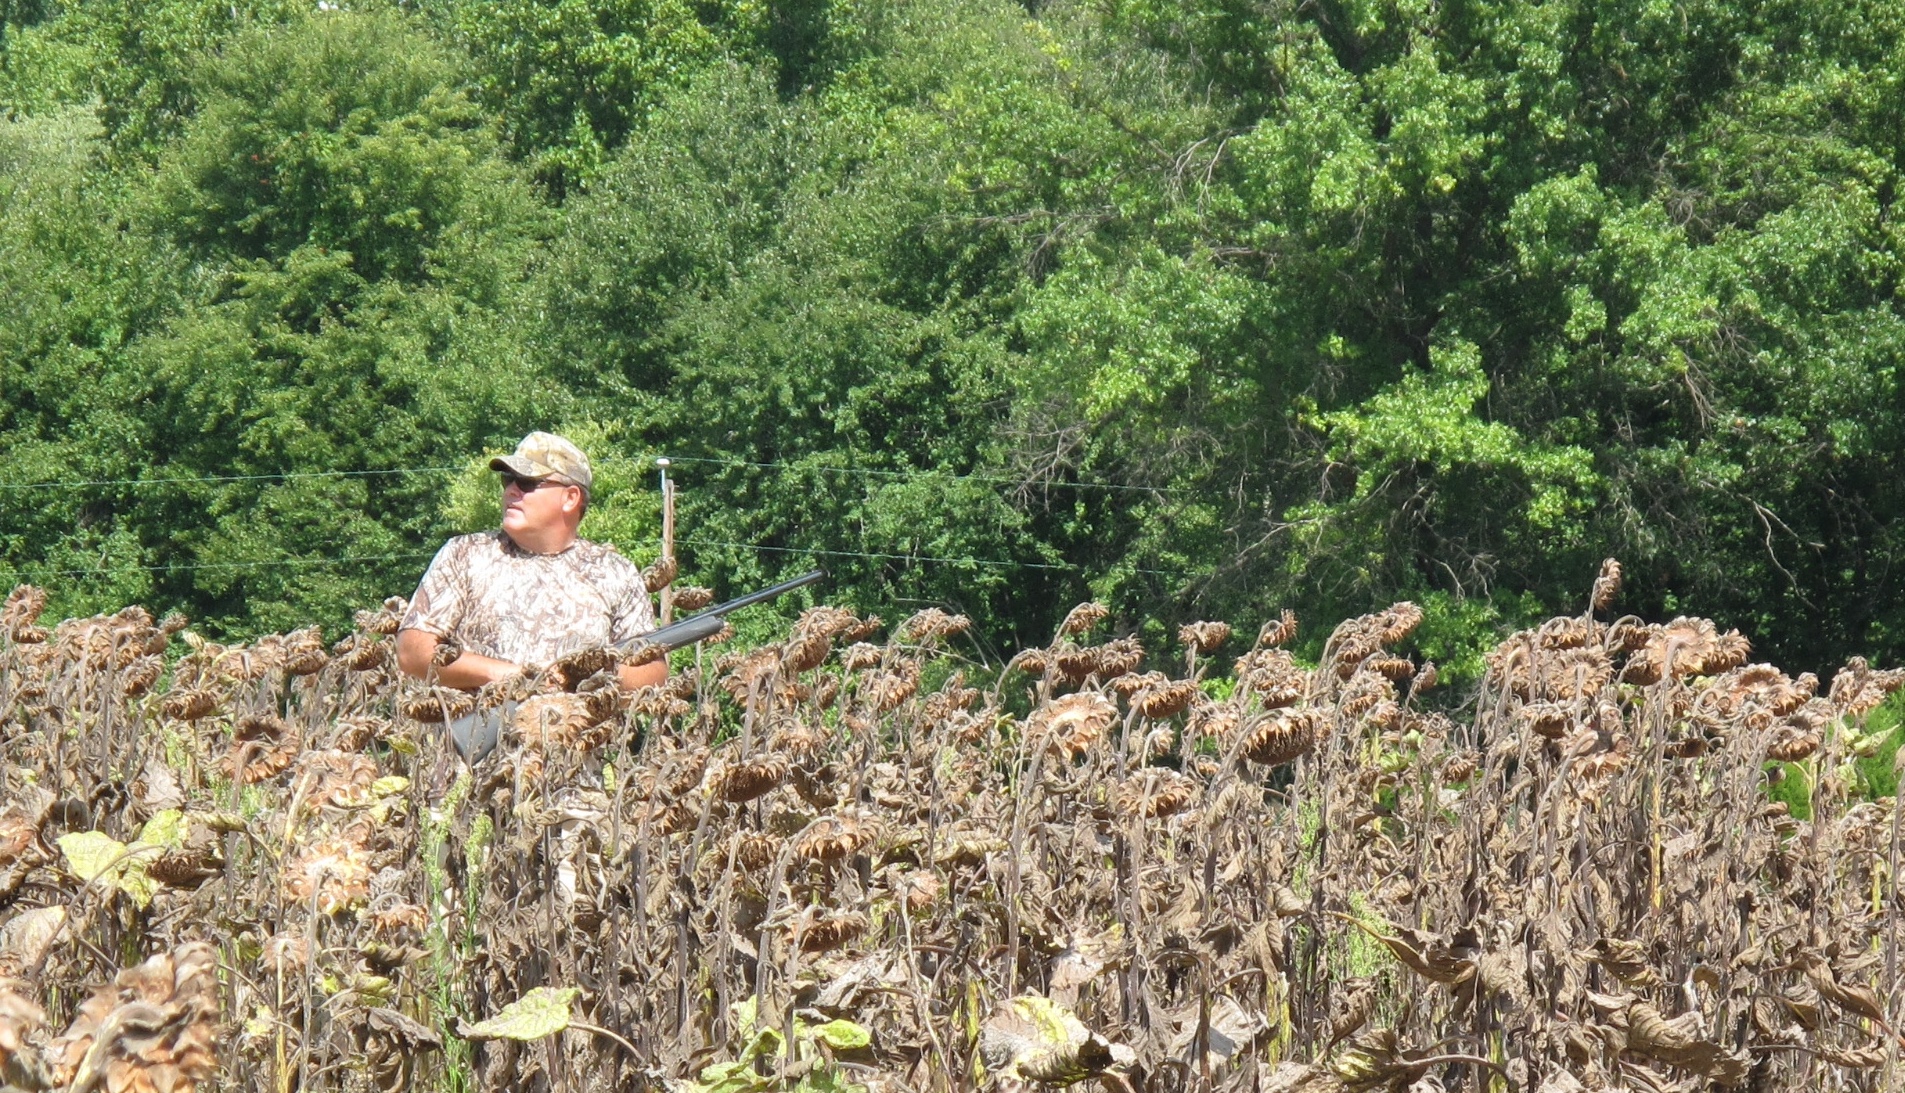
top-left (58, 830), bottom-right (160, 907)
top-left (138, 809), bottom-right (188, 850)
top-left (808, 1019), bottom-right (871, 1051)
top-left (981, 994), bottom-right (1131, 1084)
top-left (463, 986), bottom-right (578, 1041)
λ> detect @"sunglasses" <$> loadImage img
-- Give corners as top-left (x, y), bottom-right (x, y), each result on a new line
top-left (500, 473), bottom-right (565, 493)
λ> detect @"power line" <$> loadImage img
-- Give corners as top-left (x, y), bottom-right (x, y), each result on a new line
top-left (0, 455), bottom-right (1186, 497)
top-left (26, 541), bottom-right (1175, 582)
top-left (3, 454), bottom-right (1189, 581)
top-left (27, 552), bottom-right (439, 580)
top-left (0, 467), bottom-right (460, 491)
top-left (663, 455), bottom-right (1188, 496)
top-left (676, 536), bottom-right (1174, 577)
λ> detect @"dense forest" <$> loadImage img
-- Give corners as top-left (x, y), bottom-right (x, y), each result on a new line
top-left (4, 0), bottom-right (1905, 676)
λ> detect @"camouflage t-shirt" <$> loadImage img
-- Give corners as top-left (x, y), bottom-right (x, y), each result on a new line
top-left (399, 531), bottom-right (655, 665)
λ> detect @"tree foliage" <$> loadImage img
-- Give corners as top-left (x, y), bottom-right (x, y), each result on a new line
top-left (5, 0), bottom-right (1905, 671)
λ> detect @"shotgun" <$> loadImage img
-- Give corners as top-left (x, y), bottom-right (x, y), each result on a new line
top-left (447, 568), bottom-right (828, 764)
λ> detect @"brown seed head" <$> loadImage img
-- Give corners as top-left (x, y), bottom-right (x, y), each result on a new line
top-left (399, 688), bottom-right (474, 724)
top-left (781, 632), bottom-right (832, 674)
top-left (1379, 602), bottom-right (1424, 646)
top-left (1028, 693), bottom-right (1117, 759)
top-left (711, 755), bottom-right (790, 803)
top-left (294, 749), bottom-right (380, 808)
top-left (672, 586), bottom-right (714, 612)
top-left (792, 909), bottom-right (867, 953)
top-left (1117, 770), bottom-right (1199, 818)
top-left (160, 687), bottom-right (221, 722)
top-left (0, 585), bottom-right (48, 631)
top-left (221, 715), bottom-right (302, 784)
top-left (1237, 709), bottom-right (1321, 766)
top-left (1135, 679), bottom-right (1199, 719)
top-left (643, 555), bottom-right (678, 593)
top-left (897, 608), bottom-right (972, 644)
top-left (1058, 602), bottom-right (1109, 637)
top-left (1178, 621), bottom-right (1233, 654)
top-left (281, 836), bottom-right (373, 914)
top-left (1591, 558), bottom-right (1623, 611)
top-left (795, 810), bottom-right (876, 863)
top-left (1256, 610), bottom-right (1298, 649)
top-left (1091, 637), bottom-right (1144, 677)
top-left (866, 658), bottom-right (921, 712)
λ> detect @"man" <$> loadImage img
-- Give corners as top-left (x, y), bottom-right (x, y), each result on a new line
top-left (395, 432), bottom-right (667, 696)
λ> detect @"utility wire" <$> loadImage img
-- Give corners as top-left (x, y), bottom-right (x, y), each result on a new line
top-left (0, 455), bottom-right (1186, 497)
top-left (675, 535), bottom-right (1173, 576)
top-left (28, 541), bottom-right (1179, 581)
top-left (30, 552), bottom-right (440, 580)
top-left (6, 454), bottom-right (1188, 579)
top-left (0, 467), bottom-right (460, 491)
top-left (663, 455), bottom-right (1189, 496)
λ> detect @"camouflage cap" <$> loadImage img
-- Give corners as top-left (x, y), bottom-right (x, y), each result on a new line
top-left (489, 431), bottom-right (593, 493)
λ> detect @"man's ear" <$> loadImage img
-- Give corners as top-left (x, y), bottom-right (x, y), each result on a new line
top-left (562, 487), bottom-right (585, 516)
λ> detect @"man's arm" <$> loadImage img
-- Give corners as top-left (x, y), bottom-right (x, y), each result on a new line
top-left (396, 628), bottom-right (523, 690)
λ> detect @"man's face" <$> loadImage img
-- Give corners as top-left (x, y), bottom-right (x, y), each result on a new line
top-left (501, 473), bottom-right (580, 537)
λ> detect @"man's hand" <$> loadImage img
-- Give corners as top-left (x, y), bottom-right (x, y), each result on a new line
top-left (617, 658), bottom-right (667, 691)
top-left (396, 629), bottom-right (523, 690)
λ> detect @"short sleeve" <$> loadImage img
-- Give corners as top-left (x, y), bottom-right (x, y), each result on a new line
top-left (608, 564), bottom-right (657, 649)
top-left (400, 538), bottom-right (469, 638)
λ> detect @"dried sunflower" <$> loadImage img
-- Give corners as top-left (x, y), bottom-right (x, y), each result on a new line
top-left (281, 835), bottom-right (373, 914)
top-left (398, 688), bottom-right (474, 724)
top-left (897, 608), bottom-right (972, 644)
top-left (711, 755), bottom-right (790, 803)
top-left (1091, 637), bottom-right (1144, 677)
top-left (1028, 693), bottom-right (1117, 759)
top-left (513, 692), bottom-right (604, 750)
top-left (1236, 709), bottom-right (1322, 767)
top-left (45, 942), bottom-right (220, 1093)
top-left (1256, 610), bottom-right (1298, 649)
top-left (220, 715), bottom-right (302, 784)
top-left (794, 810), bottom-right (876, 863)
top-left (1058, 602), bottom-right (1109, 637)
top-left (1116, 770), bottom-right (1199, 818)
top-left (160, 687), bottom-right (220, 723)
top-left (1135, 679), bottom-right (1199, 719)
top-left (292, 749), bottom-right (379, 809)
top-left (672, 586), bottom-right (714, 612)
top-left (865, 659), bottom-right (921, 713)
top-left (1590, 557), bottom-right (1623, 611)
top-left (791, 909), bottom-right (868, 953)
top-left (1178, 621), bottom-right (1232, 654)
top-left (353, 597), bottom-right (408, 636)
top-left (643, 556), bottom-right (678, 593)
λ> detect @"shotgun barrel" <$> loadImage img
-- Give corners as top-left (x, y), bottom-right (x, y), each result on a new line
top-left (628, 567), bottom-right (827, 652)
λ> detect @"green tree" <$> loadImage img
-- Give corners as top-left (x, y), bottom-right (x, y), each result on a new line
top-left (428, 0), bottom-right (747, 193)
top-left (0, 107), bottom-right (182, 618)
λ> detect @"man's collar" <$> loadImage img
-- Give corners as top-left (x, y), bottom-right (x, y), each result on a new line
top-left (498, 529), bottom-right (581, 557)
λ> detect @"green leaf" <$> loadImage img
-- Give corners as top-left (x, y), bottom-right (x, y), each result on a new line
top-left (806, 1019), bottom-right (871, 1052)
top-left (693, 1060), bottom-right (763, 1093)
top-left (57, 830), bottom-right (159, 907)
top-left (463, 986), bottom-right (579, 1041)
top-left (137, 808), bottom-right (188, 850)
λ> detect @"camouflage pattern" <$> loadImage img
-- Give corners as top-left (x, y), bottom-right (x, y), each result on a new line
top-left (399, 531), bottom-right (653, 665)
top-left (489, 431), bottom-right (594, 492)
